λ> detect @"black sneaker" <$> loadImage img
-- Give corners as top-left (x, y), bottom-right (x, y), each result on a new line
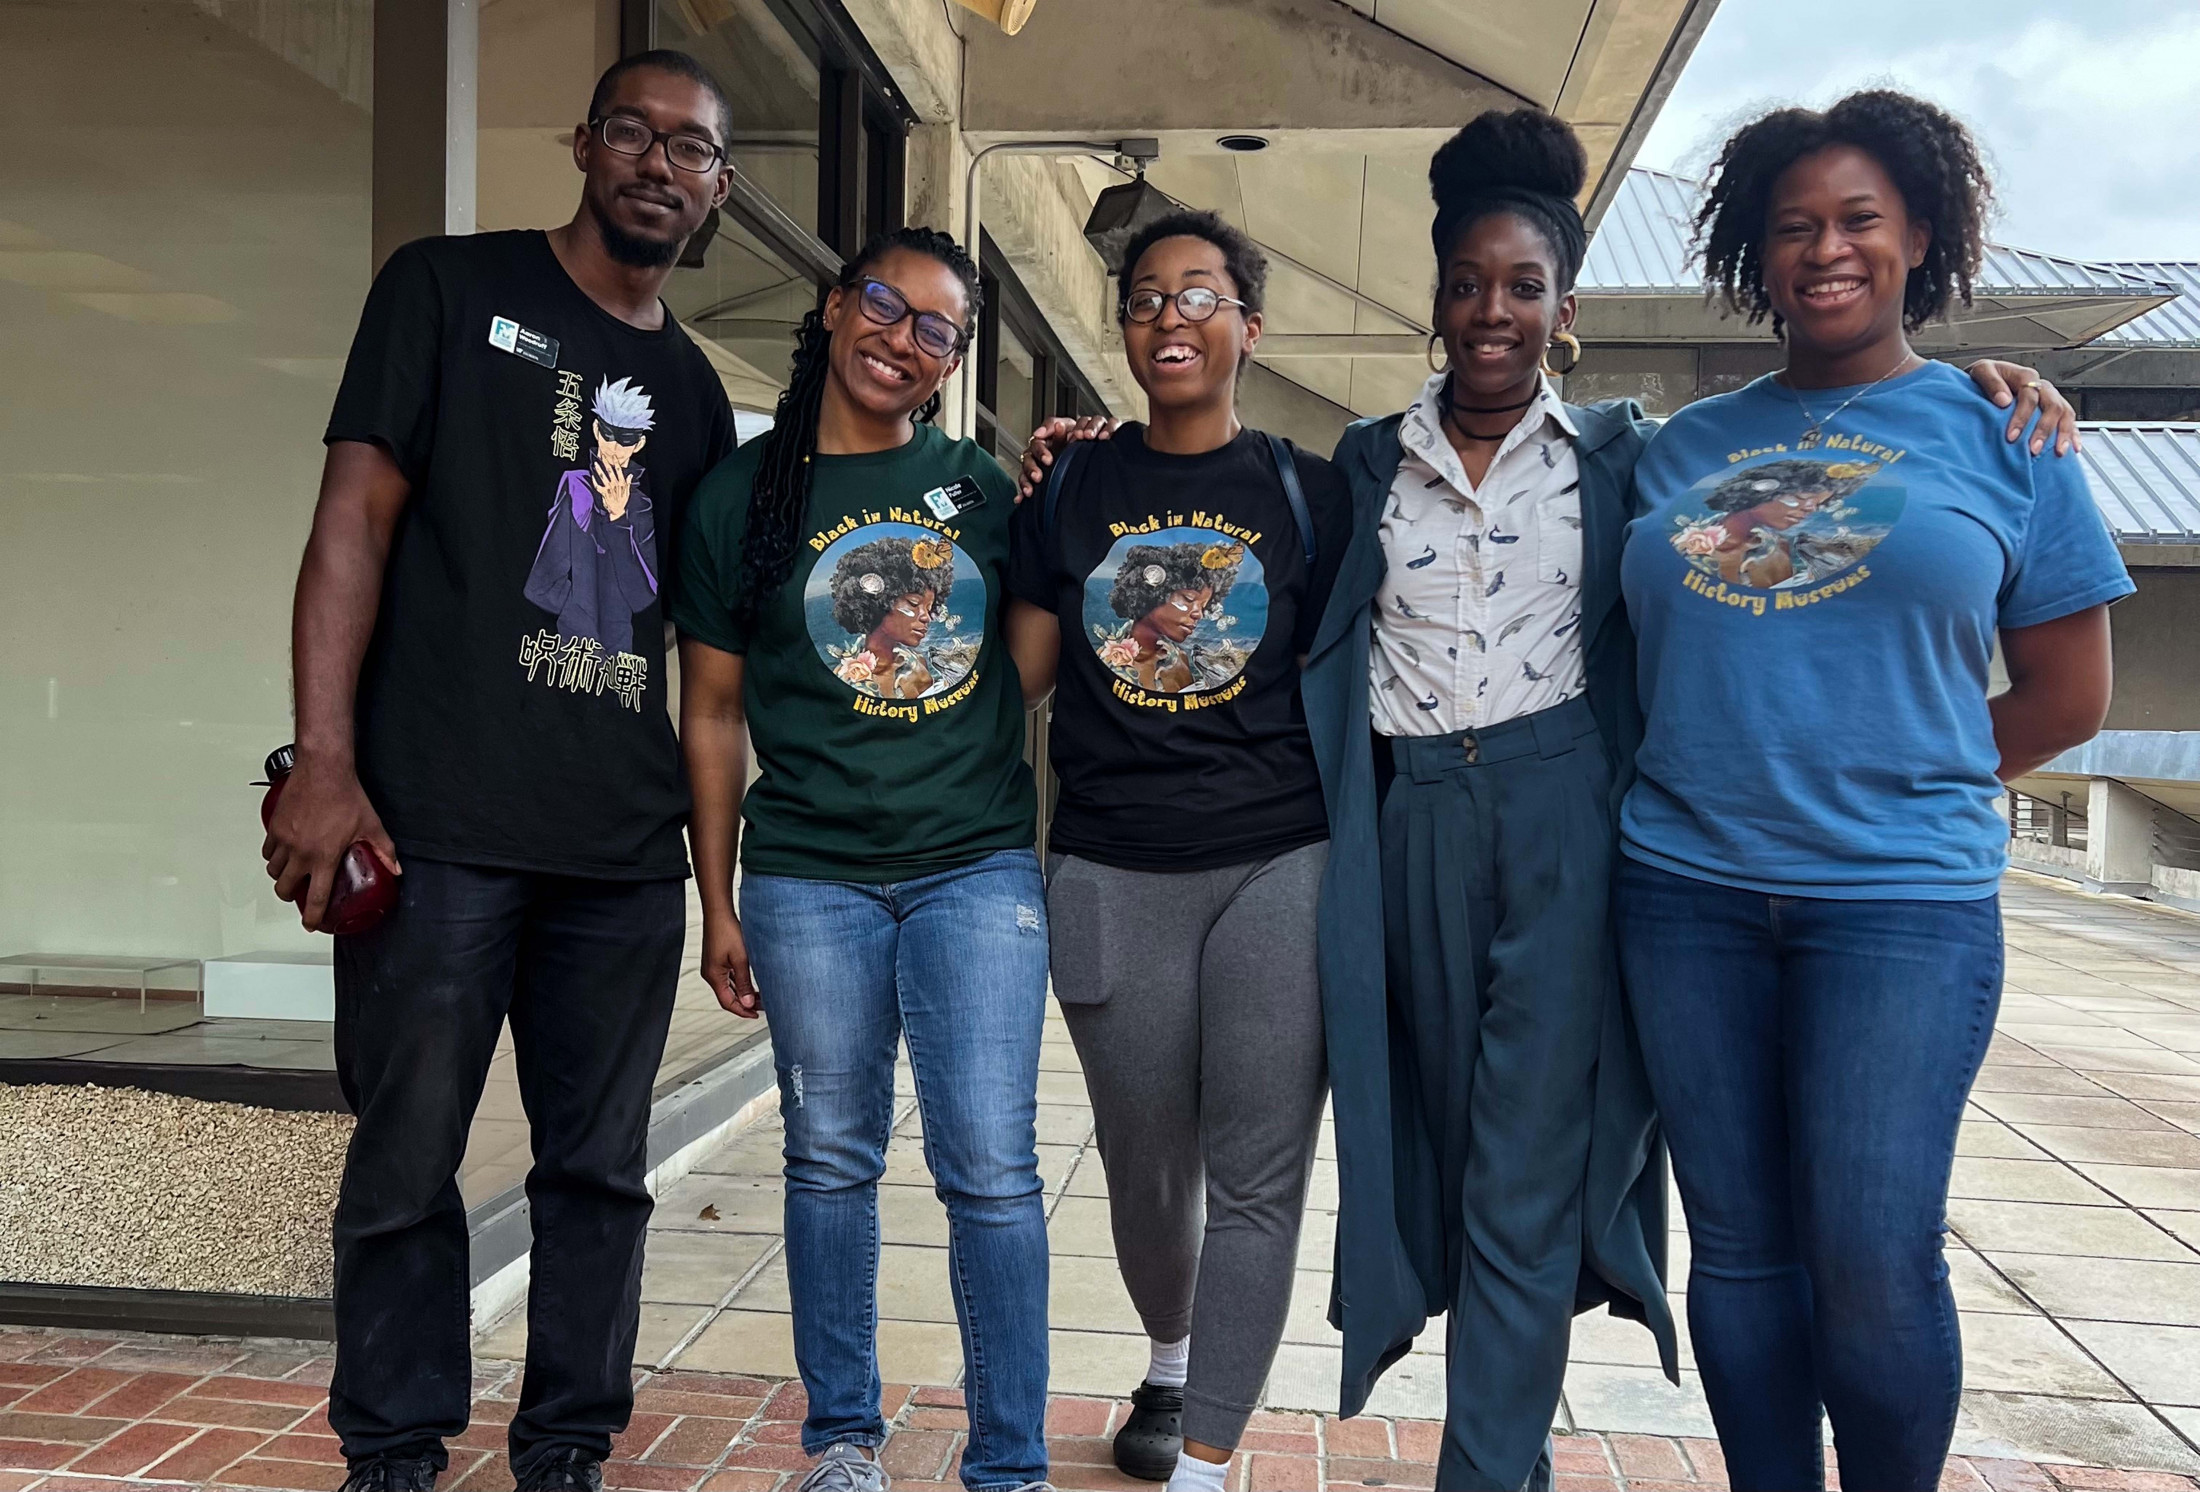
top-left (339, 1456), bottom-right (440, 1492)
top-left (515, 1448), bottom-right (604, 1492)
top-left (1112, 1380), bottom-right (1184, 1482)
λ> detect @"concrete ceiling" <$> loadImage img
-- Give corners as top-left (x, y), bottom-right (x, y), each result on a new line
top-left (970, 0), bottom-right (1719, 423)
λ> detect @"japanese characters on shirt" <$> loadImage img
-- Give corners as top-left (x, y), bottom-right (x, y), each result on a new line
top-left (518, 372), bottom-right (663, 711)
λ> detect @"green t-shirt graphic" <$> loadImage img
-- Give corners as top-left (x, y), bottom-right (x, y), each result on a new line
top-left (674, 423), bottom-right (1035, 883)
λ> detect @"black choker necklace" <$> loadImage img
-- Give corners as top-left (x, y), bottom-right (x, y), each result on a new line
top-left (1441, 379), bottom-right (1537, 442)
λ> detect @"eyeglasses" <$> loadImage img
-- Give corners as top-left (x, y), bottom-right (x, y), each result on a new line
top-left (853, 278), bottom-right (970, 360)
top-left (591, 115), bottom-right (725, 174)
top-left (1122, 286), bottom-right (1248, 325)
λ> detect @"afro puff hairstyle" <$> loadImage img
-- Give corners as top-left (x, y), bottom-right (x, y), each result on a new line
top-left (1703, 458), bottom-right (1880, 515)
top-left (829, 535), bottom-right (956, 638)
top-left (1108, 541), bottom-right (1244, 624)
top-left (1429, 108), bottom-right (1589, 292)
top-left (1695, 89), bottom-right (1992, 335)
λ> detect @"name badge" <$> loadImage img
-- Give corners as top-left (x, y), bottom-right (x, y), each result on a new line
top-left (922, 478), bottom-right (987, 520)
top-left (488, 315), bottom-right (560, 369)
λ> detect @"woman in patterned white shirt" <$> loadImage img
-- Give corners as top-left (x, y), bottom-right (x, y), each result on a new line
top-left (1019, 110), bottom-right (2069, 1492)
top-left (1293, 111), bottom-right (2073, 1492)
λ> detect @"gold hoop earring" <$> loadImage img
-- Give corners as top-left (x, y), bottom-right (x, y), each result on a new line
top-left (1542, 329), bottom-right (1582, 378)
top-left (1426, 334), bottom-right (1449, 375)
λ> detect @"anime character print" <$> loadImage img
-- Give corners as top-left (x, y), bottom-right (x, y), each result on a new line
top-left (525, 376), bottom-right (660, 655)
top-left (805, 525), bottom-right (985, 700)
top-left (1666, 456), bottom-right (1902, 591)
top-left (1084, 529), bottom-right (1264, 695)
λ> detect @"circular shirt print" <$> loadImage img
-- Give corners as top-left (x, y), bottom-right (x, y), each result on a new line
top-left (1665, 455), bottom-right (1906, 591)
top-left (1083, 527), bottom-right (1267, 696)
top-left (805, 523), bottom-right (985, 700)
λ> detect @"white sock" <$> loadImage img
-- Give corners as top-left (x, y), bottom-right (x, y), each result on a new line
top-left (1146, 1334), bottom-right (1190, 1388)
top-left (1167, 1450), bottom-right (1230, 1492)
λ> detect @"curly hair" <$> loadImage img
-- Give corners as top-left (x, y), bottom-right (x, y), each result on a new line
top-left (1695, 89), bottom-right (1991, 335)
top-left (1117, 209), bottom-right (1268, 318)
top-left (828, 536), bottom-right (956, 637)
top-left (1108, 541), bottom-right (1243, 623)
top-left (1429, 108), bottom-right (1589, 292)
top-left (736, 227), bottom-right (982, 632)
top-left (1703, 458), bottom-right (1881, 515)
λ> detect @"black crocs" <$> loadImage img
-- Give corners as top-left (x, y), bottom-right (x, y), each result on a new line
top-left (1112, 1380), bottom-right (1185, 1482)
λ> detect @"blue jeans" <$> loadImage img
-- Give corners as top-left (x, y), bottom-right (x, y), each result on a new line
top-left (741, 848), bottom-right (1051, 1492)
top-left (1615, 859), bottom-right (2003, 1492)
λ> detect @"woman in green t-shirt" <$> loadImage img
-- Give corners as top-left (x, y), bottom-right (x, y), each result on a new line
top-left (673, 228), bottom-right (1051, 1492)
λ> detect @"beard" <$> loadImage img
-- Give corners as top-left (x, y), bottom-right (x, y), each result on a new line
top-left (590, 196), bottom-right (683, 269)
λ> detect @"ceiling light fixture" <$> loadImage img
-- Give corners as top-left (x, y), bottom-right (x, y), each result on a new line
top-left (1217, 135), bottom-right (1270, 153)
top-left (951, 0), bottom-right (1040, 34)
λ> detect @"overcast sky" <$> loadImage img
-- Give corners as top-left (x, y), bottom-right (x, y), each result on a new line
top-left (1635, 0), bottom-right (2200, 263)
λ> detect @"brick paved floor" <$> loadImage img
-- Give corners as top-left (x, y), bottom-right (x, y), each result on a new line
top-left (0, 1327), bottom-right (2190, 1492)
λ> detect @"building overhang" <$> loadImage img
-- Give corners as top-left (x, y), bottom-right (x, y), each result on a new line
top-left (1570, 288), bottom-right (2182, 352)
top-left (941, 0), bottom-right (1722, 430)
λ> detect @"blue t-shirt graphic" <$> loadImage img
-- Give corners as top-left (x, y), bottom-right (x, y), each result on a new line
top-left (1619, 360), bottom-right (2133, 900)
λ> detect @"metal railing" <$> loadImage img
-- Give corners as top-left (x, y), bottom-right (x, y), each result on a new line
top-left (2153, 801), bottom-right (2200, 871)
top-left (2009, 789), bottom-right (2089, 852)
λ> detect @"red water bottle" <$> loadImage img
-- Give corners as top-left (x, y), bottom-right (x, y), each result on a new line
top-left (258, 745), bottom-right (398, 935)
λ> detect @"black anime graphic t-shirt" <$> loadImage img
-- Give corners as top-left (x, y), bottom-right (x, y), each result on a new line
top-left (1007, 425), bottom-right (1350, 871)
top-left (326, 230), bottom-right (735, 878)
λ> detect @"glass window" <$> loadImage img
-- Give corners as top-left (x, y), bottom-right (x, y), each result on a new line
top-left (655, 0), bottom-right (822, 237)
top-left (664, 210), bottom-right (817, 416)
top-left (1, 0), bottom-right (372, 963)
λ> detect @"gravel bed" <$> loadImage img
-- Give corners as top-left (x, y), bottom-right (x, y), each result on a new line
top-left (0, 1084), bottom-right (352, 1297)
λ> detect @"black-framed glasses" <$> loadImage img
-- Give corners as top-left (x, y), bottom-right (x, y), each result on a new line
top-left (591, 115), bottom-right (725, 174)
top-left (1122, 286), bottom-right (1248, 325)
top-left (853, 278), bottom-right (970, 360)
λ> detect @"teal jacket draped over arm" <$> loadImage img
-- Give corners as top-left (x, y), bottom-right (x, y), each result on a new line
top-left (1302, 399), bottom-right (1680, 1414)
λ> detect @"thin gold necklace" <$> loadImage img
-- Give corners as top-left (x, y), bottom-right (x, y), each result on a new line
top-left (1781, 352), bottom-right (1915, 449)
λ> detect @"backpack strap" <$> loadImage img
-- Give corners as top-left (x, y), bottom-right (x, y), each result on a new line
top-left (1263, 430), bottom-right (1318, 568)
top-left (1040, 440), bottom-right (1086, 552)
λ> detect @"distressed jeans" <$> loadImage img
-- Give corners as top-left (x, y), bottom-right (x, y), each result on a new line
top-left (740, 849), bottom-right (1052, 1492)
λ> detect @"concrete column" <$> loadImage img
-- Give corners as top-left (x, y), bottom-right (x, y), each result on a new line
top-left (372, 0), bottom-right (480, 269)
top-left (2086, 777), bottom-right (2157, 889)
top-left (904, 123), bottom-right (974, 435)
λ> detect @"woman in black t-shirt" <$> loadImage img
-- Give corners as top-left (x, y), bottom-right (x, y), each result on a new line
top-left (1003, 211), bottom-right (1349, 1492)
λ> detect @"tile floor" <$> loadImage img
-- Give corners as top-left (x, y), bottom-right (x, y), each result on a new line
top-left (470, 869), bottom-right (2200, 1478)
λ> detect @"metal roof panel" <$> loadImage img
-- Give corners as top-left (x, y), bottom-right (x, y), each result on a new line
top-left (2090, 262), bottom-right (2200, 346)
top-left (2078, 424), bottom-right (2200, 543)
top-left (1582, 170), bottom-right (2186, 306)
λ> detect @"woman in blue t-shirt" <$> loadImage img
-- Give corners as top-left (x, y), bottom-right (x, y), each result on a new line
top-left (1618, 91), bottom-right (2133, 1492)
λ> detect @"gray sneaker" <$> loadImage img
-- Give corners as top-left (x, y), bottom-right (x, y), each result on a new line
top-left (798, 1442), bottom-right (890, 1492)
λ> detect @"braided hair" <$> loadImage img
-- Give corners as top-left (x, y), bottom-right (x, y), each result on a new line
top-left (734, 227), bottom-right (982, 631)
top-left (1695, 89), bottom-right (1992, 336)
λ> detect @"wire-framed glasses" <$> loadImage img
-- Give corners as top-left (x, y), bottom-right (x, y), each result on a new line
top-left (591, 115), bottom-right (725, 174)
top-left (1122, 286), bottom-right (1248, 324)
top-left (854, 278), bottom-right (970, 360)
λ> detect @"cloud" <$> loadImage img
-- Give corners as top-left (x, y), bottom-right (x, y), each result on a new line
top-left (1638, 0), bottom-right (2200, 261)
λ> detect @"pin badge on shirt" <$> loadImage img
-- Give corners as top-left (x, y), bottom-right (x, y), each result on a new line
top-left (488, 315), bottom-right (560, 369)
top-left (922, 478), bottom-right (987, 520)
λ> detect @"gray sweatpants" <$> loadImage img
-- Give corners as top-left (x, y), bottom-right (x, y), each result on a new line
top-left (1045, 841), bottom-right (1329, 1451)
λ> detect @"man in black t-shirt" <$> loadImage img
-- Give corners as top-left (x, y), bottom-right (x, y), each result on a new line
top-left (262, 50), bottom-right (737, 1492)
